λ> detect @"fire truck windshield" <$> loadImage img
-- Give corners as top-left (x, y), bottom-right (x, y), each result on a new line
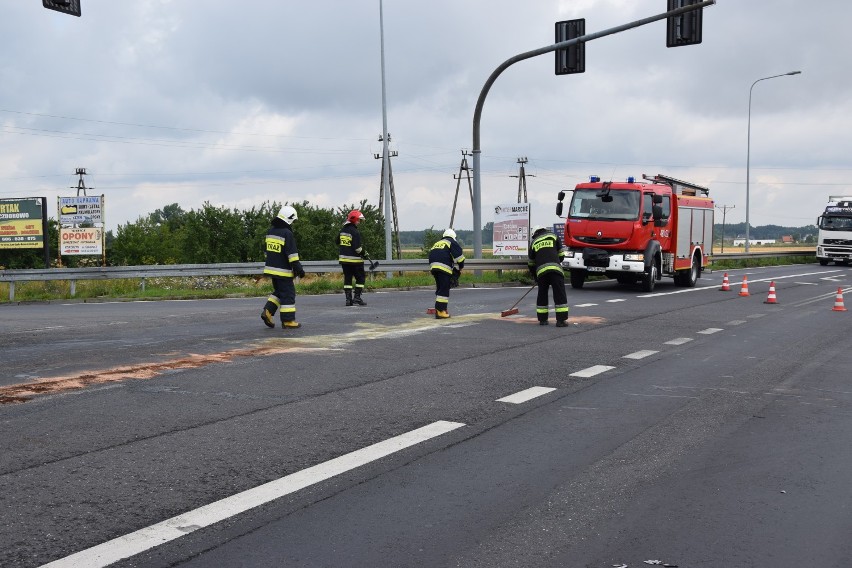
top-left (569, 189), bottom-right (639, 220)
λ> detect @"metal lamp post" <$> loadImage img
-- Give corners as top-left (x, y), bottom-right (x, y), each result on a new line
top-left (745, 70), bottom-right (801, 253)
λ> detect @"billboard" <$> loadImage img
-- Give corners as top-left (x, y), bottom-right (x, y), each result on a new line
top-left (59, 195), bottom-right (103, 224)
top-left (60, 227), bottom-right (103, 255)
top-left (0, 197), bottom-right (46, 249)
top-left (492, 203), bottom-right (530, 257)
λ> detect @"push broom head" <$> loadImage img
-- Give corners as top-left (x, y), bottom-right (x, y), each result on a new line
top-left (500, 307), bottom-right (519, 317)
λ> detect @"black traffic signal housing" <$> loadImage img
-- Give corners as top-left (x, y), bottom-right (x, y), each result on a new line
top-left (43, 0), bottom-right (81, 17)
top-left (666, 0), bottom-right (703, 47)
top-left (555, 19), bottom-right (585, 75)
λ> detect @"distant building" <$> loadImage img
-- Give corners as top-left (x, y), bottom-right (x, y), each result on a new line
top-left (781, 235), bottom-right (794, 244)
top-left (732, 237), bottom-right (776, 246)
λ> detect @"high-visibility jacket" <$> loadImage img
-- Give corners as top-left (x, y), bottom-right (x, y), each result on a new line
top-left (338, 222), bottom-right (365, 264)
top-left (429, 237), bottom-right (465, 274)
top-left (528, 230), bottom-right (564, 277)
top-left (264, 224), bottom-right (302, 278)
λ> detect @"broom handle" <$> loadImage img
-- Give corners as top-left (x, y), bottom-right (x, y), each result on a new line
top-left (508, 283), bottom-right (536, 312)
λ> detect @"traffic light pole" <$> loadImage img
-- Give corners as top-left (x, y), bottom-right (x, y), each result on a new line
top-left (470, 0), bottom-right (715, 259)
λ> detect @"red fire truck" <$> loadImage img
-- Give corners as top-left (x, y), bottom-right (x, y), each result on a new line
top-left (555, 174), bottom-right (714, 292)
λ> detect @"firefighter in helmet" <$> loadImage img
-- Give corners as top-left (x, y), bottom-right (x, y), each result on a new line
top-left (260, 205), bottom-right (305, 329)
top-left (428, 228), bottom-right (465, 319)
top-left (338, 209), bottom-right (371, 306)
top-left (528, 225), bottom-right (569, 327)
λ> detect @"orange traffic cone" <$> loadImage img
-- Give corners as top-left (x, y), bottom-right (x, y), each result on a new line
top-left (739, 276), bottom-right (750, 297)
top-left (832, 288), bottom-right (847, 312)
top-left (720, 272), bottom-right (731, 291)
top-left (764, 281), bottom-right (778, 304)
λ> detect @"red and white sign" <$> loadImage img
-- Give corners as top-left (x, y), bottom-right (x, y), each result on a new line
top-left (60, 228), bottom-right (103, 255)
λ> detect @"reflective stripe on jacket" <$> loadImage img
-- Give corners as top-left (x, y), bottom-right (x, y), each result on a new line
top-left (428, 237), bottom-right (465, 274)
top-left (264, 225), bottom-right (300, 278)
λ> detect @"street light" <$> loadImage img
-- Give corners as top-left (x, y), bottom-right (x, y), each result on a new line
top-left (745, 70), bottom-right (801, 253)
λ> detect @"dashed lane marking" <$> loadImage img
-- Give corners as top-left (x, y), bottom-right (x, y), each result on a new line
top-left (664, 337), bottom-right (693, 345)
top-left (697, 328), bottom-right (724, 335)
top-left (39, 420), bottom-right (466, 568)
top-left (496, 386), bottom-right (557, 404)
top-left (726, 320), bottom-right (747, 325)
top-left (570, 365), bottom-right (615, 378)
top-left (623, 350), bottom-right (659, 360)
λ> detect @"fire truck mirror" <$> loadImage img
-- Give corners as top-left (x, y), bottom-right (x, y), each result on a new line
top-left (652, 194), bottom-right (663, 204)
top-left (557, 191), bottom-right (566, 201)
top-left (556, 202), bottom-right (564, 217)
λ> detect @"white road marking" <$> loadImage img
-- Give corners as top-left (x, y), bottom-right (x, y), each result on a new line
top-left (570, 365), bottom-right (615, 378)
top-left (573, 303), bottom-right (598, 307)
top-left (664, 337), bottom-right (693, 345)
top-left (697, 328), bottom-right (723, 335)
top-left (726, 320), bottom-right (747, 325)
top-left (39, 420), bottom-right (465, 568)
top-left (497, 386), bottom-right (557, 404)
top-left (606, 299), bottom-right (626, 303)
top-left (623, 350), bottom-right (659, 360)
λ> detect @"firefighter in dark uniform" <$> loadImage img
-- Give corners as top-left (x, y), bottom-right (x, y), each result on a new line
top-left (260, 205), bottom-right (305, 329)
top-left (428, 228), bottom-right (465, 319)
top-left (528, 225), bottom-right (569, 327)
top-left (338, 209), bottom-right (369, 306)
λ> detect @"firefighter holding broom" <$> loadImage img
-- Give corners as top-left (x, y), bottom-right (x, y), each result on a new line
top-left (528, 225), bottom-right (569, 327)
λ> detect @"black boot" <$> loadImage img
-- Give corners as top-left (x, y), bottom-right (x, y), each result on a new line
top-left (345, 289), bottom-right (353, 306)
top-left (352, 289), bottom-right (367, 306)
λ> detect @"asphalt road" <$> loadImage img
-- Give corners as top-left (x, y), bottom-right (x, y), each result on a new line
top-left (2, 264), bottom-right (851, 568)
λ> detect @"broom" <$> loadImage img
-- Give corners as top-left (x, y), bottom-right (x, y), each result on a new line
top-left (500, 283), bottom-right (537, 317)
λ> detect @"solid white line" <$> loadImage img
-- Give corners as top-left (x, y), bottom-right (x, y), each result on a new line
top-left (497, 386), bottom-right (557, 404)
top-left (697, 328), bottom-right (723, 335)
top-left (623, 350), bottom-right (659, 360)
top-left (664, 337), bottom-right (693, 345)
top-left (570, 365), bottom-right (615, 378)
top-left (40, 420), bottom-right (465, 568)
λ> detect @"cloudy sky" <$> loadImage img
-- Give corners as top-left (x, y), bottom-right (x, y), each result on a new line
top-left (1, 0), bottom-right (849, 238)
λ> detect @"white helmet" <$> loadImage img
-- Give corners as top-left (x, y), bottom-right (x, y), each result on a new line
top-left (443, 228), bottom-right (456, 239)
top-left (276, 205), bottom-right (298, 224)
top-left (531, 225), bottom-right (546, 236)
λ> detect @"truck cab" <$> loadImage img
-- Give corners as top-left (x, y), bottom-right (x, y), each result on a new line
top-left (817, 196), bottom-right (852, 265)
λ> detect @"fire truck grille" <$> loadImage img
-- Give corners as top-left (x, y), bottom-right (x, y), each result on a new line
top-left (824, 239), bottom-right (852, 246)
top-left (576, 236), bottom-right (626, 245)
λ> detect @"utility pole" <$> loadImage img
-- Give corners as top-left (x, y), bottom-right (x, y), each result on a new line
top-left (716, 204), bottom-right (735, 254)
top-left (374, 134), bottom-right (401, 259)
top-left (72, 167), bottom-right (91, 196)
top-left (449, 149), bottom-right (473, 229)
top-left (509, 157), bottom-right (533, 203)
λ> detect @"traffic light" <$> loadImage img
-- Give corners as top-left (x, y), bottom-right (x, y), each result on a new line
top-left (43, 0), bottom-right (81, 17)
top-left (666, 0), bottom-right (702, 47)
top-left (555, 19), bottom-right (585, 75)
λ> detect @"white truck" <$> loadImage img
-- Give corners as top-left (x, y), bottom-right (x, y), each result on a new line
top-left (816, 196), bottom-right (852, 266)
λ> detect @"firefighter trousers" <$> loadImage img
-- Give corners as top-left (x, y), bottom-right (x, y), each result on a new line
top-left (263, 276), bottom-right (297, 323)
top-left (536, 270), bottom-right (568, 323)
top-left (431, 268), bottom-right (452, 313)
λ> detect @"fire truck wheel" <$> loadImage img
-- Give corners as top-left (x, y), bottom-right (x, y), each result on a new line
top-left (676, 255), bottom-right (700, 287)
top-left (570, 270), bottom-right (585, 289)
top-left (641, 263), bottom-right (657, 292)
top-left (819, 259), bottom-right (829, 266)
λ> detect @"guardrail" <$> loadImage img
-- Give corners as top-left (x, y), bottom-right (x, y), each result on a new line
top-left (0, 251), bottom-right (817, 302)
top-left (0, 259), bottom-right (529, 302)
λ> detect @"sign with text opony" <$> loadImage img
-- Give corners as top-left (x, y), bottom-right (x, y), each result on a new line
top-left (492, 203), bottom-right (530, 257)
top-left (59, 195), bottom-right (103, 224)
top-left (60, 227), bottom-right (103, 255)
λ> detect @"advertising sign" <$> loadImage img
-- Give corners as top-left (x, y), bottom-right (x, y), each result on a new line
top-left (492, 203), bottom-right (530, 257)
top-left (59, 195), bottom-right (103, 224)
top-left (60, 227), bottom-right (103, 255)
top-left (0, 197), bottom-right (45, 249)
